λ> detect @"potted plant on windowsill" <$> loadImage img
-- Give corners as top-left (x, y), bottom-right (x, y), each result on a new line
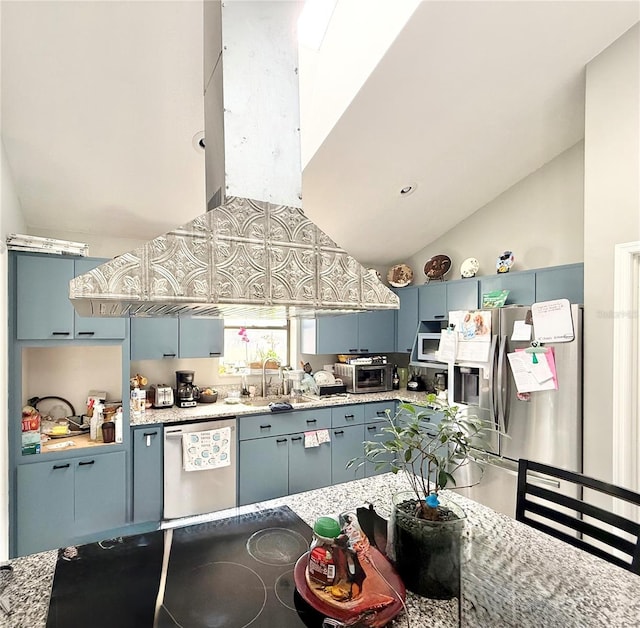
top-left (349, 394), bottom-right (495, 599)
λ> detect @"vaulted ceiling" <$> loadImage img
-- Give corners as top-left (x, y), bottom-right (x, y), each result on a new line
top-left (2, 1), bottom-right (638, 265)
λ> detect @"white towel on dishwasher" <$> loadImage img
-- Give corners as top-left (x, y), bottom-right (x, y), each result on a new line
top-left (182, 427), bottom-right (231, 472)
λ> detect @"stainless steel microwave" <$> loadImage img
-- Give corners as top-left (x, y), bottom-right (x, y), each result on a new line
top-left (334, 363), bottom-right (393, 393)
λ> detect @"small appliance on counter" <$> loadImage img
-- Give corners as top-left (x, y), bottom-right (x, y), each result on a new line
top-left (150, 384), bottom-right (174, 409)
top-left (334, 363), bottom-right (392, 394)
top-left (407, 373), bottom-right (426, 392)
top-left (175, 370), bottom-right (199, 408)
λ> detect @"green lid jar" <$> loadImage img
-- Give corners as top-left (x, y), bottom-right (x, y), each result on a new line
top-left (308, 516), bottom-right (342, 585)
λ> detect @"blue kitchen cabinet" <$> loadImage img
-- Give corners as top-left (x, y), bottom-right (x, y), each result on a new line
top-left (356, 310), bottom-right (396, 353)
top-left (16, 255), bottom-right (75, 340)
top-left (300, 314), bottom-right (358, 354)
top-left (289, 431), bottom-right (332, 494)
top-left (535, 263), bottom-right (584, 304)
top-left (130, 318), bottom-right (179, 360)
top-left (16, 254), bottom-right (126, 340)
top-left (363, 401), bottom-right (397, 477)
top-left (132, 426), bottom-right (163, 523)
top-left (130, 317), bottom-right (224, 360)
top-left (300, 311), bottom-right (395, 354)
top-left (16, 459), bottom-right (74, 555)
top-left (331, 424), bottom-right (366, 484)
top-left (16, 451), bottom-right (126, 556)
top-left (330, 404), bottom-right (366, 484)
top-left (480, 271), bottom-right (536, 306)
top-left (418, 282), bottom-right (447, 321)
top-left (395, 286), bottom-right (419, 353)
top-left (74, 259), bottom-right (127, 339)
top-left (239, 435), bottom-right (289, 505)
top-left (179, 318), bottom-right (224, 358)
top-left (446, 279), bottom-right (479, 312)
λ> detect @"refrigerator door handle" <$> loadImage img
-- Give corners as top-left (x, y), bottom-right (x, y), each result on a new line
top-left (488, 334), bottom-right (499, 426)
top-left (497, 335), bottom-right (508, 433)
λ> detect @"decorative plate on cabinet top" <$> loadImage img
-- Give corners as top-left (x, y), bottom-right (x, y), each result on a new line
top-left (423, 255), bottom-right (451, 281)
top-left (460, 257), bottom-right (479, 278)
top-left (496, 251), bottom-right (514, 273)
top-left (387, 264), bottom-right (414, 288)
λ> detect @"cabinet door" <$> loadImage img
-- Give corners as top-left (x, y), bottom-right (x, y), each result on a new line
top-left (331, 424), bottom-right (365, 485)
top-left (17, 255), bottom-right (75, 340)
top-left (317, 314), bottom-right (359, 354)
top-left (130, 318), bottom-right (179, 360)
top-left (74, 452), bottom-right (126, 535)
top-left (132, 427), bottom-right (163, 523)
top-left (535, 264), bottom-right (584, 304)
top-left (239, 436), bottom-right (289, 505)
top-left (179, 317), bottom-right (224, 358)
top-left (74, 259), bottom-right (126, 339)
top-left (357, 310), bottom-right (395, 353)
top-left (363, 421), bottom-right (394, 477)
top-left (418, 283), bottom-right (447, 321)
top-left (289, 432), bottom-right (332, 494)
top-left (16, 460), bottom-right (74, 556)
top-left (446, 280), bottom-right (479, 313)
top-left (396, 287), bottom-right (419, 353)
top-left (480, 272), bottom-right (535, 306)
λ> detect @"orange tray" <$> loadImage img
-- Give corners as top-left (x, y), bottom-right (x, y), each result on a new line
top-left (293, 549), bottom-right (405, 627)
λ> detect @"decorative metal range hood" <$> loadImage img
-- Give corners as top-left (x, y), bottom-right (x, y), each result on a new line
top-left (70, 0), bottom-right (398, 318)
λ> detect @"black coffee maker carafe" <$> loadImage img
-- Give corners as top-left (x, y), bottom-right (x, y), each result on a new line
top-left (175, 370), bottom-right (199, 408)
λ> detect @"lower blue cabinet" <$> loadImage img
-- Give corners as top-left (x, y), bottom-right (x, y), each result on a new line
top-left (363, 421), bottom-right (394, 477)
top-left (16, 451), bottom-right (126, 556)
top-left (132, 426), bottom-right (163, 523)
top-left (289, 432), bottom-right (331, 494)
top-left (331, 424), bottom-right (365, 484)
top-left (239, 435), bottom-right (289, 505)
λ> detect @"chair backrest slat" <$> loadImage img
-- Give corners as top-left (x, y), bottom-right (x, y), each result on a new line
top-left (516, 459), bottom-right (640, 575)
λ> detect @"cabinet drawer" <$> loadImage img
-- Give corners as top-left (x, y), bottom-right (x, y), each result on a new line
top-left (364, 401), bottom-right (396, 423)
top-left (331, 404), bottom-right (365, 427)
top-left (239, 408), bottom-right (331, 440)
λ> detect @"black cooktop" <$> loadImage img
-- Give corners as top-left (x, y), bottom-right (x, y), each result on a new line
top-left (46, 507), bottom-right (326, 628)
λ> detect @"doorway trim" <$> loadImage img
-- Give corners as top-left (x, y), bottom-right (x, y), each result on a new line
top-left (612, 241), bottom-right (640, 501)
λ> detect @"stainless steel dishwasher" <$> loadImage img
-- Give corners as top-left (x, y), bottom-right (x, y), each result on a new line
top-left (163, 416), bottom-right (237, 519)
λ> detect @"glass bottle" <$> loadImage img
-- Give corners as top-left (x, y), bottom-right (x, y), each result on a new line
top-left (392, 364), bottom-right (400, 390)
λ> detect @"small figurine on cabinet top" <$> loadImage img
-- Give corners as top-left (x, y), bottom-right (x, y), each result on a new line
top-left (496, 251), bottom-right (514, 274)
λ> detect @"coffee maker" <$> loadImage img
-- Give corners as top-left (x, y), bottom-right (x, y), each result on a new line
top-left (175, 370), bottom-right (199, 408)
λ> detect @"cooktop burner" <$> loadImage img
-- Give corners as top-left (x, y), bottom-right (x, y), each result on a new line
top-left (46, 506), bottom-right (327, 627)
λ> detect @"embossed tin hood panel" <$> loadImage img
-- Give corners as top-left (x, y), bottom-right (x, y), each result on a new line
top-left (70, 1), bottom-right (398, 318)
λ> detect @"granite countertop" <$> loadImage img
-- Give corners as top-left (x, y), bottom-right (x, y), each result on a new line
top-left (6, 473), bottom-right (640, 627)
top-left (131, 390), bottom-right (431, 426)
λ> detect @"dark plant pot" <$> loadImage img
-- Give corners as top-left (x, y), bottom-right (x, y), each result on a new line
top-left (389, 492), bottom-right (465, 599)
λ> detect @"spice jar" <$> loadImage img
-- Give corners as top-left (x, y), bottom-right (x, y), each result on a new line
top-left (307, 516), bottom-right (341, 586)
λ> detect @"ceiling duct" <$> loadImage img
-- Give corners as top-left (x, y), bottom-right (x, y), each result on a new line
top-left (70, 0), bottom-right (398, 318)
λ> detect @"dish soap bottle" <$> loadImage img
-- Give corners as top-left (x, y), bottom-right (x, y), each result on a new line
top-left (90, 401), bottom-right (104, 441)
top-left (392, 365), bottom-right (400, 390)
top-left (114, 407), bottom-right (123, 444)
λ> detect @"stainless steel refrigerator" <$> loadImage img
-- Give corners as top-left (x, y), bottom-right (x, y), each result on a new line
top-left (450, 304), bottom-right (583, 518)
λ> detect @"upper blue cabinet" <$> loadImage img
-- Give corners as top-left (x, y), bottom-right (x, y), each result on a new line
top-left (394, 286), bottom-right (419, 353)
top-left (534, 264), bottom-right (584, 304)
top-left (300, 310), bottom-right (395, 355)
top-left (418, 279), bottom-right (479, 321)
top-left (16, 254), bottom-right (126, 341)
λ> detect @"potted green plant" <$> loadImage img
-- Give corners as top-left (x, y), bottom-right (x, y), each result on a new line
top-left (349, 394), bottom-right (495, 599)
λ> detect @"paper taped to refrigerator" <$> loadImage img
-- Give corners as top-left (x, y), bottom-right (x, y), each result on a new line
top-left (531, 299), bottom-right (574, 343)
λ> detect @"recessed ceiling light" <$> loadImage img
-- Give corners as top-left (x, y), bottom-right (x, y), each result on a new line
top-left (192, 131), bottom-right (206, 152)
top-left (400, 183), bottom-right (417, 196)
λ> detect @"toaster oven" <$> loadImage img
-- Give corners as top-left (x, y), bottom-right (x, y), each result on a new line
top-left (334, 363), bottom-right (393, 393)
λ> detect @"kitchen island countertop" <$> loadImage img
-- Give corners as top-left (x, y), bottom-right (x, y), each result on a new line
top-left (5, 473), bottom-right (640, 627)
top-left (132, 390), bottom-right (430, 426)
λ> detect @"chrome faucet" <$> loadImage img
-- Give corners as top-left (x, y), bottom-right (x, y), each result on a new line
top-left (262, 357), bottom-right (281, 397)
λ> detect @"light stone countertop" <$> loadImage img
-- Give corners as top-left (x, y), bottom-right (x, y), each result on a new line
top-left (130, 390), bottom-right (431, 426)
top-left (5, 473), bottom-right (640, 627)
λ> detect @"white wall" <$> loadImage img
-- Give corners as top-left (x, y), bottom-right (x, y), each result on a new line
top-left (407, 141), bottom-right (585, 280)
top-left (583, 23), bottom-right (640, 484)
top-left (1, 136), bottom-right (27, 560)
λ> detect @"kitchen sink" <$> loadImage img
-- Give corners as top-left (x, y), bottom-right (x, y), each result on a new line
top-left (241, 396), bottom-right (314, 407)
